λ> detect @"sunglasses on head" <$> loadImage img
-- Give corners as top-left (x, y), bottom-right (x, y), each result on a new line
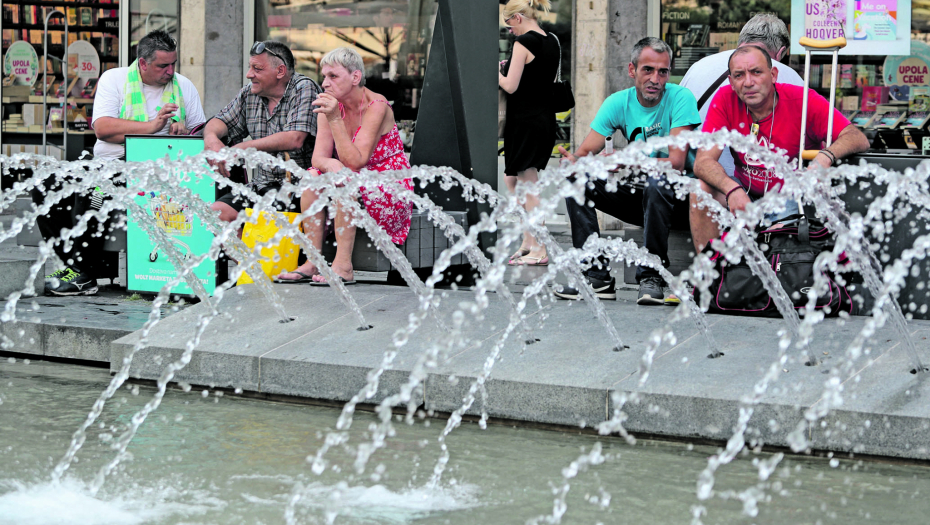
top-left (250, 41), bottom-right (288, 67)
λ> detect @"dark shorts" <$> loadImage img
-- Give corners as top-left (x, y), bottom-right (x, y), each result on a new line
top-left (215, 180), bottom-right (302, 214)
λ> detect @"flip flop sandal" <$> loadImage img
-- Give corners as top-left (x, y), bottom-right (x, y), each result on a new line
top-left (273, 270), bottom-right (316, 284)
top-left (309, 276), bottom-right (358, 287)
top-left (508, 248), bottom-right (531, 265)
top-left (513, 255), bottom-right (549, 266)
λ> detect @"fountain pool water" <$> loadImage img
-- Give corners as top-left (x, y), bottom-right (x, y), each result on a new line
top-left (2, 359), bottom-right (929, 525)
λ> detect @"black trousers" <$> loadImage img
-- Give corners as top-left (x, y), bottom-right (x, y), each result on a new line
top-left (564, 173), bottom-right (690, 284)
top-left (32, 175), bottom-right (117, 279)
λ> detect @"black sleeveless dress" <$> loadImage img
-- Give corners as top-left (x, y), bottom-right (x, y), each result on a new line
top-left (503, 31), bottom-right (560, 176)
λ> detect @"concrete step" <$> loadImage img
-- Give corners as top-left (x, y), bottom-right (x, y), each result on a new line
top-left (0, 258), bottom-right (44, 299)
top-left (10, 198), bottom-right (41, 247)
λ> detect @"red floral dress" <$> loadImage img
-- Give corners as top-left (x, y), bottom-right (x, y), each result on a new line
top-left (340, 100), bottom-right (414, 244)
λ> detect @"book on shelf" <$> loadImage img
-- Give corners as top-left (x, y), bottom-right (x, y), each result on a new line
top-left (47, 107), bottom-right (63, 130)
top-left (862, 86), bottom-right (889, 111)
top-left (80, 77), bottom-right (98, 98)
top-left (823, 64), bottom-right (833, 88)
top-left (79, 7), bottom-right (93, 26)
top-left (839, 64), bottom-right (854, 89)
top-left (842, 96), bottom-right (860, 110)
top-left (852, 110), bottom-right (875, 127)
top-left (2, 5), bottom-right (17, 25)
top-left (910, 86), bottom-right (930, 113)
top-left (904, 111), bottom-right (930, 129)
top-left (809, 64), bottom-right (822, 88)
top-left (874, 109), bottom-right (906, 128)
top-left (855, 65), bottom-right (876, 87)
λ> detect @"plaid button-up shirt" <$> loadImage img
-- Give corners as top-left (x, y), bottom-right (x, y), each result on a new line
top-left (214, 73), bottom-right (322, 191)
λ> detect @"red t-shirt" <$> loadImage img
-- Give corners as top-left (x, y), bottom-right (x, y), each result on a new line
top-left (701, 83), bottom-right (851, 197)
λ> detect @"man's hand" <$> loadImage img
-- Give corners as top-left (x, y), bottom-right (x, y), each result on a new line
top-left (726, 186), bottom-right (751, 214)
top-left (806, 151), bottom-right (833, 171)
top-left (150, 103), bottom-right (179, 134)
top-left (204, 136), bottom-right (230, 177)
top-left (558, 145), bottom-right (576, 163)
top-left (168, 121), bottom-right (189, 135)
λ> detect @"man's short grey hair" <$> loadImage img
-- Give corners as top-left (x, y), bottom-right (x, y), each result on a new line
top-left (257, 40), bottom-right (295, 75)
top-left (137, 30), bottom-right (177, 63)
top-left (738, 14), bottom-right (790, 58)
top-left (631, 37), bottom-right (672, 67)
top-left (320, 47), bottom-right (366, 87)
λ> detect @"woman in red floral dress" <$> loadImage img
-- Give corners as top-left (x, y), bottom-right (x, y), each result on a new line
top-left (276, 47), bottom-right (413, 285)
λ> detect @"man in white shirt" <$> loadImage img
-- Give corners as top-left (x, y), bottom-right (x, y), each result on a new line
top-left (680, 14), bottom-right (804, 178)
top-left (92, 30), bottom-right (206, 159)
top-left (41, 30), bottom-right (206, 296)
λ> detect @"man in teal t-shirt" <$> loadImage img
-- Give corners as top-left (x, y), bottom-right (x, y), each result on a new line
top-left (556, 37), bottom-right (701, 306)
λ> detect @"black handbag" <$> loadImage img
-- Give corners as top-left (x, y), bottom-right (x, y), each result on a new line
top-left (551, 33), bottom-right (574, 113)
top-left (695, 214), bottom-right (856, 317)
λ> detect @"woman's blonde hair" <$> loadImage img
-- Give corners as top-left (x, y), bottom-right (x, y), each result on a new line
top-left (502, 0), bottom-right (551, 22)
top-left (320, 47), bottom-right (366, 87)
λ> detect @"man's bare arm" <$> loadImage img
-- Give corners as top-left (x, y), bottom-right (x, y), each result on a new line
top-left (203, 119), bottom-right (229, 151)
top-left (233, 131), bottom-right (307, 154)
top-left (94, 104), bottom-right (178, 143)
top-left (663, 125), bottom-right (696, 171)
top-left (810, 124), bottom-right (870, 169)
top-left (557, 129), bottom-right (607, 163)
top-left (693, 145), bottom-right (734, 193)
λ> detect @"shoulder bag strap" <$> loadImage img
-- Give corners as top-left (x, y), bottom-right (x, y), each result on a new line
top-left (697, 69), bottom-right (730, 109)
top-left (551, 32), bottom-right (561, 83)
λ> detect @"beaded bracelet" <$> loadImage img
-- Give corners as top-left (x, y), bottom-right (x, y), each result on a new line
top-left (819, 149), bottom-right (837, 166)
top-left (725, 185), bottom-right (742, 208)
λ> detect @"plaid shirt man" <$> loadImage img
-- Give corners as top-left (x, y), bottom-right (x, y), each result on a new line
top-left (214, 73), bottom-right (322, 191)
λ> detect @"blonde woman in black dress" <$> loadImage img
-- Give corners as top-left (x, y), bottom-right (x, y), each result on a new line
top-left (499, 0), bottom-right (559, 266)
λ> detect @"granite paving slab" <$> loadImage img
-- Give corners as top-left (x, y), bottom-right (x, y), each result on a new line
top-left (0, 288), bottom-right (179, 362)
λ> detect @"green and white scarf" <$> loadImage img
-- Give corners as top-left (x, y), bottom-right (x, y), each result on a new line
top-left (118, 59), bottom-right (186, 124)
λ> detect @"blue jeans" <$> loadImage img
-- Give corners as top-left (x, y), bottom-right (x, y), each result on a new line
top-left (564, 174), bottom-right (690, 284)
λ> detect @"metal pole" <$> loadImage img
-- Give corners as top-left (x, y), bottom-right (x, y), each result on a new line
top-left (41, 10), bottom-right (67, 157)
top-left (63, 18), bottom-right (68, 159)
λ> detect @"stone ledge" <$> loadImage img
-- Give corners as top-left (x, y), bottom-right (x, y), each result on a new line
top-left (6, 284), bottom-right (930, 462)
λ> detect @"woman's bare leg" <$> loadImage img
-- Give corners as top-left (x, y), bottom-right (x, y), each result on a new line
top-left (504, 174), bottom-right (530, 260)
top-left (313, 200), bottom-right (355, 283)
top-left (513, 167), bottom-right (546, 261)
top-left (275, 180), bottom-right (325, 280)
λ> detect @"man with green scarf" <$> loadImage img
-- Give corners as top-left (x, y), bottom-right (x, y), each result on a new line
top-left (92, 30), bottom-right (206, 160)
top-left (40, 30), bottom-right (206, 297)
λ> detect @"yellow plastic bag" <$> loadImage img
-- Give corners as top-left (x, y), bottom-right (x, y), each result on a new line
top-left (236, 208), bottom-right (302, 285)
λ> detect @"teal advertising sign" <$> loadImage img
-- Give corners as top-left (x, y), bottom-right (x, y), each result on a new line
top-left (124, 135), bottom-right (216, 296)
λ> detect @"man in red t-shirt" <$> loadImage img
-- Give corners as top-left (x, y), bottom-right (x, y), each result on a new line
top-left (691, 45), bottom-right (869, 251)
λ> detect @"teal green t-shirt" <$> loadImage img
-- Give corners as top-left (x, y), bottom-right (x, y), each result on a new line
top-left (590, 83), bottom-right (702, 161)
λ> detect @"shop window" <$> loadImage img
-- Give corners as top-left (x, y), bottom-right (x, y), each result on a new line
top-left (498, 0), bottom-right (572, 156)
top-left (660, 0), bottom-right (930, 150)
top-left (129, 0), bottom-right (180, 63)
top-left (254, 0), bottom-right (438, 152)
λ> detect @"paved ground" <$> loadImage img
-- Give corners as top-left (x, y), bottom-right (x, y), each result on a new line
top-left (3, 213), bottom-right (930, 460)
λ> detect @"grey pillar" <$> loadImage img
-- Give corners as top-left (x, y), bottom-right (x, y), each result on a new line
top-left (607, 0), bottom-right (651, 147)
top-left (409, 0), bottom-right (498, 251)
top-left (202, 0), bottom-right (244, 117)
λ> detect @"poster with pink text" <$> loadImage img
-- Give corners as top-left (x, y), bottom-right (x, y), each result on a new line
top-left (791, 0), bottom-right (911, 55)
